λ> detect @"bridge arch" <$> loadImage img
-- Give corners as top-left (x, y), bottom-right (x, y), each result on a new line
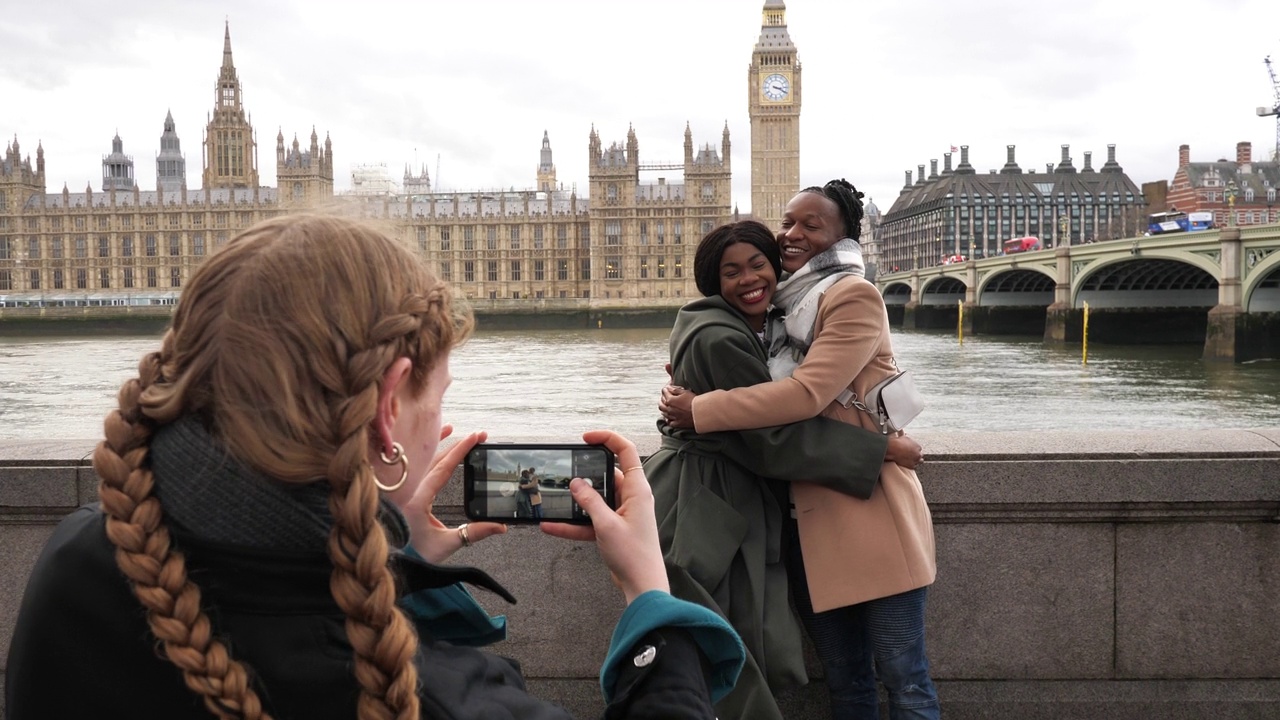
top-left (976, 267), bottom-right (1056, 307)
top-left (919, 275), bottom-right (967, 306)
top-left (1245, 253), bottom-right (1280, 312)
top-left (883, 281), bottom-right (912, 306)
top-left (1072, 257), bottom-right (1217, 309)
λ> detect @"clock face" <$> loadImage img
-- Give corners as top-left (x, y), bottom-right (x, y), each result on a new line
top-left (762, 73), bottom-right (790, 101)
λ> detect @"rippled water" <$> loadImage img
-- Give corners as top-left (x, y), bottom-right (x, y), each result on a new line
top-left (2, 328), bottom-right (1278, 442)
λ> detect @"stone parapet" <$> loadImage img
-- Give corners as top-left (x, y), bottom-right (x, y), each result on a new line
top-left (3, 429), bottom-right (1278, 718)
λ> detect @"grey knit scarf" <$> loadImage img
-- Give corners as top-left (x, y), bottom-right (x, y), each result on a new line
top-left (150, 415), bottom-right (409, 551)
top-left (765, 237), bottom-right (866, 376)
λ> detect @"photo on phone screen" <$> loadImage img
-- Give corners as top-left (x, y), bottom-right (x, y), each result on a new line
top-left (464, 444), bottom-right (614, 524)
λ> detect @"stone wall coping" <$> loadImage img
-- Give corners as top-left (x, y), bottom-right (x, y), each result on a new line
top-left (4, 428), bottom-right (1279, 465)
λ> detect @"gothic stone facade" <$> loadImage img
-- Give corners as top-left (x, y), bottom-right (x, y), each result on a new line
top-left (0, 24), bottom-right (733, 310)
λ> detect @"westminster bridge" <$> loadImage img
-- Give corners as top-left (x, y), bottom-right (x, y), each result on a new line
top-left (877, 224), bottom-right (1280, 362)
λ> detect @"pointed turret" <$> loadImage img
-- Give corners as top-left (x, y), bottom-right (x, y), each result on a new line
top-left (684, 121), bottom-right (694, 164)
top-left (157, 111), bottom-right (187, 191)
top-left (721, 121), bottom-right (731, 173)
top-left (222, 21), bottom-right (234, 70)
top-left (102, 133), bottom-right (135, 192)
top-left (536, 130), bottom-right (556, 191)
top-left (204, 22), bottom-right (258, 188)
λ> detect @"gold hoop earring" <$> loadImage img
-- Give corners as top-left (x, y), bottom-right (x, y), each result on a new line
top-left (376, 442), bottom-right (409, 492)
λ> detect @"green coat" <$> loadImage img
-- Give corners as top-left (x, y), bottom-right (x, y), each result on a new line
top-left (643, 296), bottom-right (889, 719)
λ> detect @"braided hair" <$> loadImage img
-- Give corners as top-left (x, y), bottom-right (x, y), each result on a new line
top-left (693, 220), bottom-right (782, 298)
top-left (94, 214), bottom-right (471, 719)
top-left (799, 178), bottom-right (866, 241)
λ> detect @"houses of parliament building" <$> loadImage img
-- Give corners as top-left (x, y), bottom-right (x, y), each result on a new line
top-left (0, 3), bottom-right (802, 314)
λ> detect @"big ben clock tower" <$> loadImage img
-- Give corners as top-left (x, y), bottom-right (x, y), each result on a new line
top-left (748, 0), bottom-right (800, 231)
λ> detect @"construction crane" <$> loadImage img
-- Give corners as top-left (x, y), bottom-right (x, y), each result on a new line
top-left (1260, 55), bottom-right (1280, 161)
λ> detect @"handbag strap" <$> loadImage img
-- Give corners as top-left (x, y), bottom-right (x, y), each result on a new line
top-left (834, 356), bottom-right (899, 410)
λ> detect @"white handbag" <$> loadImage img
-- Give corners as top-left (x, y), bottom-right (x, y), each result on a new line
top-left (837, 363), bottom-right (925, 435)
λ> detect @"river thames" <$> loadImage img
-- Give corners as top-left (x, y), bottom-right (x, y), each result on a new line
top-left (2, 328), bottom-right (1279, 442)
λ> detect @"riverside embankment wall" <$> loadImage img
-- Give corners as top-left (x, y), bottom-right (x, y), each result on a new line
top-left (3, 429), bottom-right (1278, 719)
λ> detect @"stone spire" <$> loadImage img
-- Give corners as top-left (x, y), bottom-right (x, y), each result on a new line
top-left (536, 130), bottom-right (556, 191)
top-left (156, 110), bottom-right (187, 191)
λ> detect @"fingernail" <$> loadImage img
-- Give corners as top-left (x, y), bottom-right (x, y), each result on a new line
top-left (570, 478), bottom-right (587, 493)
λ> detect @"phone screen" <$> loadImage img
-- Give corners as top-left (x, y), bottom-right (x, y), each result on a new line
top-left (464, 444), bottom-right (614, 524)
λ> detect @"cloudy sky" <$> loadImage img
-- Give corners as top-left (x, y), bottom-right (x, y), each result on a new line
top-left (3, 0), bottom-right (1277, 214)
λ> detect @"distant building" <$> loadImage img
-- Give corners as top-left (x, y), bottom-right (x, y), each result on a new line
top-left (749, 0), bottom-right (801, 231)
top-left (1165, 142), bottom-right (1280, 226)
top-left (403, 164), bottom-right (431, 196)
top-left (536, 130), bottom-right (556, 192)
top-left (202, 23), bottom-right (259, 190)
top-left (276, 127), bottom-right (334, 207)
top-left (860, 197), bottom-right (882, 273)
top-left (879, 144), bottom-right (1146, 270)
top-left (348, 164), bottom-right (396, 196)
top-left (0, 15), bottom-right (743, 308)
top-left (584, 122), bottom-right (732, 304)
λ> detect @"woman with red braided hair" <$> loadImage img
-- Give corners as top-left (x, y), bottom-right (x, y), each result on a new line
top-left (6, 214), bottom-right (743, 719)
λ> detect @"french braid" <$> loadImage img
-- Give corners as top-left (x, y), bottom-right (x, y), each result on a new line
top-left (95, 214), bottom-right (471, 719)
top-left (321, 302), bottom-right (436, 720)
top-left (95, 335), bottom-right (269, 719)
top-left (801, 178), bottom-right (866, 241)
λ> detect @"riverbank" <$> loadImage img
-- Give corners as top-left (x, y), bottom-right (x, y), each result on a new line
top-left (0, 305), bottom-right (681, 333)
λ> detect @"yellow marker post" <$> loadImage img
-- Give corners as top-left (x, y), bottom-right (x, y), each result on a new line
top-left (1082, 301), bottom-right (1090, 365)
top-left (957, 300), bottom-right (964, 345)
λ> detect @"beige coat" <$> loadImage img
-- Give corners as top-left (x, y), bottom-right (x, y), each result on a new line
top-left (691, 276), bottom-right (936, 612)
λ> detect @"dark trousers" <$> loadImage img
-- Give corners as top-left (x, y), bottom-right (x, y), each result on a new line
top-left (786, 520), bottom-right (940, 720)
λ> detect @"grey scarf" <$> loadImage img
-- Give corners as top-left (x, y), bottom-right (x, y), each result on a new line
top-left (766, 237), bottom-right (865, 374)
top-left (150, 415), bottom-right (408, 551)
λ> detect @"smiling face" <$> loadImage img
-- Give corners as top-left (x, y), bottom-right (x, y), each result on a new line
top-left (719, 241), bottom-right (778, 332)
top-left (777, 191), bottom-right (843, 273)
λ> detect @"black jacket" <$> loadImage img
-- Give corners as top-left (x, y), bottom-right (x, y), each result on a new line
top-left (5, 506), bottom-right (717, 719)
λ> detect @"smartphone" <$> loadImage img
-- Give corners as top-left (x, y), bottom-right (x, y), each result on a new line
top-left (463, 443), bottom-right (615, 525)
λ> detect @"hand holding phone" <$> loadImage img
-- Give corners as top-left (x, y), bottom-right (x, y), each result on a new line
top-left (395, 426), bottom-right (507, 564)
top-left (541, 430), bottom-right (670, 605)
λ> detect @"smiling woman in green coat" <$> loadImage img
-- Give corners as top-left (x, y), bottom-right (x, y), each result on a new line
top-left (643, 221), bottom-right (919, 720)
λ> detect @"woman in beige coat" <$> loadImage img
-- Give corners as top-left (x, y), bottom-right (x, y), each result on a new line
top-left (662, 180), bottom-right (939, 720)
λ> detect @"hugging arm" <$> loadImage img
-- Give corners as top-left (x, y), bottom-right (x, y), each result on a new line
top-left (677, 323), bottom-right (887, 498)
top-left (691, 281), bottom-right (884, 434)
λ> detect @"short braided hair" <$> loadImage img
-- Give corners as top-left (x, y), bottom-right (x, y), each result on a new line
top-left (799, 178), bottom-right (866, 241)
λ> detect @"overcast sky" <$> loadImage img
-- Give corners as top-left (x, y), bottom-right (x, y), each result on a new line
top-left (3, 0), bottom-right (1277, 215)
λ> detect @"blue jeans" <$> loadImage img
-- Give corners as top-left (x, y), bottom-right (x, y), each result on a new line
top-left (787, 521), bottom-right (940, 720)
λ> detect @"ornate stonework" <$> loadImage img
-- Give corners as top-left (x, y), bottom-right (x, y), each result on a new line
top-left (748, 0), bottom-right (801, 231)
